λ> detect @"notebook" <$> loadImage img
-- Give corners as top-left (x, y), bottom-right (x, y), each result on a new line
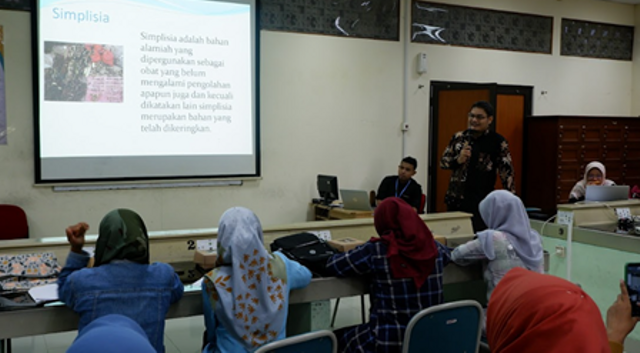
top-left (585, 185), bottom-right (629, 202)
top-left (339, 189), bottom-right (373, 211)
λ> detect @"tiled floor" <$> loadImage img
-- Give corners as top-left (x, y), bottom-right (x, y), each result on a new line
top-left (8, 296), bottom-right (370, 353)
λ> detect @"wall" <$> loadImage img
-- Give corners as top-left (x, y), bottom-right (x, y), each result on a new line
top-left (542, 235), bottom-right (640, 344)
top-left (0, 0), bottom-right (637, 237)
top-left (0, 10), bottom-right (403, 236)
top-left (404, 0), bottom-right (636, 190)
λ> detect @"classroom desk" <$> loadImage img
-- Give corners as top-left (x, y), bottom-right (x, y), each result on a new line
top-left (0, 212), bottom-right (475, 265)
top-left (312, 204), bottom-right (373, 220)
top-left (0, 263), bottom-right (483, 342)
top-left (556, 199), bottom-right (640, 228)
top-left (0, 212), bottom-right (478, 351)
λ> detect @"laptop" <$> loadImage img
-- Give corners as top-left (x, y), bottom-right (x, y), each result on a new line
top-left (585, 185), bottom-right (630, 202)
top-left (340, 189), bottom-right (373, 211)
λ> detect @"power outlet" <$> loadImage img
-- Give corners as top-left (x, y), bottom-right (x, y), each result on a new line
top-left (310, 230), bottom-right (332, 241)
top-left (616, 207), bottom-right (632, 219)
top-left (555, 246), bottom-right (566, 258)
top-left (557, 211), bottom-right (574, 225)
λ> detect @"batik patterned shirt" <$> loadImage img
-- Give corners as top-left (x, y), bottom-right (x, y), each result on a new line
top-left (440, 129), bottom-right (515, 208)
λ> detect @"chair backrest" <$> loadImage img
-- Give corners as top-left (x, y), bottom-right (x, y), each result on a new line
top-left (419, 193), bottom-right (426, 214)
top-left (255, 330), bottom-right (337, 353)
top-left (402, 300), bottom-right (483, 353)
top-left (0, 204), bottom-right (28, 240)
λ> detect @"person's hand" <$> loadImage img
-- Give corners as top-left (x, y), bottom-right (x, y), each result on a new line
top-left (606, 280), bottom-right (640, 345)
top-left (66, 222), bottom-right (89, 253)
top-left (457, 143), bottom-right (472, 164)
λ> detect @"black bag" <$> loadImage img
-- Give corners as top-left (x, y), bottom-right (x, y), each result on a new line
top-left (270, 232), bottom-right (337, 277)
top-left (0, 292), bottom-right (39, 311)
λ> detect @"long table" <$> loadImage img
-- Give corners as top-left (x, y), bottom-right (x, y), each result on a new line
top-left (0, 212), bottom-right (480, 350)
top-left (0, 263), bottom-right (482, 341)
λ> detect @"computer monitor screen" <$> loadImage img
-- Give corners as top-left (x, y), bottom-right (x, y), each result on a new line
top-left (317, 175), bottom-right (338, 204)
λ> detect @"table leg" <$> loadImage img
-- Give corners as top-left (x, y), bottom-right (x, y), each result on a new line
top-left (360, 295), bottom-right (365, 323)
top-left (330, 298), bottom-right (340, 328)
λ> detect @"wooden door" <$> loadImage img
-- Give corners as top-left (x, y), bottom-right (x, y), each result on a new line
top-left (495, 94), bottom-right (524, 195)
top-left (432, 89), bottom-right (490, 213)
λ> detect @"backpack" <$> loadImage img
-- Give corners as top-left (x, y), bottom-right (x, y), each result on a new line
top-left (270, 232), bottom-right (337, 277)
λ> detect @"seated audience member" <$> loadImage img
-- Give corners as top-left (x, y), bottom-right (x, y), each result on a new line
top-left (452, 190), bottom-right (543, 327)
top-left (486, 268), bottom-right (639, 353)
top-left (202, 207), bottom-right (312, 353)
top-left (326, 197), bottom-right (450, 353)
top-left (376, 156), bottom-right (423, 212)
top-left (569, 161), bottom-right (616, 203)
top-left (58, 209), bottom-right (184, 353)
top-left (67, 314), bottom-right (156, 353)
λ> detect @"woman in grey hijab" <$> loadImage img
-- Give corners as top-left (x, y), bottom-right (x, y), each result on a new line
top-left (451, 190), bottom-right (543, 330)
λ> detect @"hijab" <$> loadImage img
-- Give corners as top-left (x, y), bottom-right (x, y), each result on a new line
top-left (204, 207), bottom-right (287, 350)
top-left (67, 314), bottom-right (155, 353)
top-left (570, 161), bottom-right (616, 200)
top-left (371, 197), bottom-right (438, 288)
top-left (94, 209), bottom-right (149, 266)
top-left (486, 268), bottom-right (610, 353)
top-left (476, 190), bottom-right (543, 271)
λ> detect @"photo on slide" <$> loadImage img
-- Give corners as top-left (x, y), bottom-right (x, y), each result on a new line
top-left (43, 42), bottom-right (124, 103)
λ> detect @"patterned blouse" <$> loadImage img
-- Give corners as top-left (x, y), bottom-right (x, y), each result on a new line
top-left (451, 231), bottom-right (544, 302)
top-left (326, 241), bottom-right (451, 353)
top-left (440, 130), bottom-right (515, 208)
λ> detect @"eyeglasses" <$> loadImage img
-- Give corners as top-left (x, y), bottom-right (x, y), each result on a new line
top-left (468, 113), bottom-right (487, 120)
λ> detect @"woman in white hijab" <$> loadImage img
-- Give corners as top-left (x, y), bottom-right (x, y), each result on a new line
top-left (201, 207), bottom-right (312, 353)
top-left (451, 190), bottom-right (544, 331)
top-left (569, 161), bottom-right (616, 203)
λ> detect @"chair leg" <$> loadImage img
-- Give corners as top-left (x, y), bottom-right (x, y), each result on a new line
top-left (330, 298), bottom-right (340, 328)
top-left (360, 295), bottom-right (366, 324)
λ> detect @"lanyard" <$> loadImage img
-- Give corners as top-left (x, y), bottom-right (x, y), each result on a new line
top-left (395, 179), bottom-right (411, 198)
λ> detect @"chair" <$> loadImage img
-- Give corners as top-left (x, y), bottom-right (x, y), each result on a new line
top-left (0, 206), bottom-right (28, 353)
top-left (419, 194), bottom-right (426, 214)
top-left (402, 300), bottom-right (483, 353)
top-left (255, 330), bottom-right (337, 353)
top-left (0, 205), bottom-right (28, 240)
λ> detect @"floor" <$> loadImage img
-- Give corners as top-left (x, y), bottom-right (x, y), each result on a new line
top-left (8, 296), bottom-right (370, 353)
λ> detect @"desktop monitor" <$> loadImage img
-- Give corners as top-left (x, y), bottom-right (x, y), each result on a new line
top-left (317, 175), bottom-right (339, 204)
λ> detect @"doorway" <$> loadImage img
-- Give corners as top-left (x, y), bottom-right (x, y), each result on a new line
top-left (428, 81), bottom-right (533, 213)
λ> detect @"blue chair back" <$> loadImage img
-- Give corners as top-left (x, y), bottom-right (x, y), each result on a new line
top-left (402, 300), bottom-right (483, 353)
top-left (255, 330), bottom-right (337, 353)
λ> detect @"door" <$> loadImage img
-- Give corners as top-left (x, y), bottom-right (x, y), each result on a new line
top-left (495, 94), bottom-right (525, 195)
top-left (430, 84), bottom-right (491, 213)
top-left (429, 82), bottom-right (532, 213)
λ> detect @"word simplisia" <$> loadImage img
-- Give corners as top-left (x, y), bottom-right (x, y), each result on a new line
top-left (52, 8), bottom-right (110, 23)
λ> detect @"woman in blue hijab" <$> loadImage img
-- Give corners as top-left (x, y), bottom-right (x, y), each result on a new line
top-left (201, 207), bottom-right (312, 353)
top-left (451, 190), bottom-right (543, 330)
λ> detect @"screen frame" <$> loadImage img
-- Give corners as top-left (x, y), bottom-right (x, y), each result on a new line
top-left (31, 0), bottom-right (261, 184)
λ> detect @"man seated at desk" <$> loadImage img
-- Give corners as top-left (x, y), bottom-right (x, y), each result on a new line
top-left (376, 156), bottom-right (423, 212)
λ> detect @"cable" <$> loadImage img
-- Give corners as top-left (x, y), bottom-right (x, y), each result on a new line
top-left (539, 214), bottom-right (557, 238)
